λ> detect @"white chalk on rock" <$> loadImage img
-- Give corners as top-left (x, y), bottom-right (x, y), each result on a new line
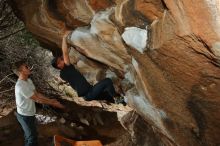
top-left (122, 27), bottom-right (148, 53)
top-left (105, 69), bottom-right (117, 79)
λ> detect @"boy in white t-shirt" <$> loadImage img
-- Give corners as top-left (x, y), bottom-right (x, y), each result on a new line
top-left (13, 60), bottom-right (64, 146)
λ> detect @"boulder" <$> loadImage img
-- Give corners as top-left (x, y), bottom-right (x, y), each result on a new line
top-left (9, 0), bottom-right (220, 145)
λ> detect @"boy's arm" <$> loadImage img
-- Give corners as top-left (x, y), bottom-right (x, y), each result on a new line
top-left (62, 31), bottom-right (71, 65)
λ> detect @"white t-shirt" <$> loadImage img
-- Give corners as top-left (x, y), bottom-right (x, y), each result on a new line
top-left (15, 78), bottom-right (36, 116)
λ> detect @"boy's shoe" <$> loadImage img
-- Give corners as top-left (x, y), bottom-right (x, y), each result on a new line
top-left (114, 96), bottom-right (127, 106)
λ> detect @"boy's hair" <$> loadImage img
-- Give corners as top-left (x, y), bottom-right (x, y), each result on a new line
top-left (51, 57), bottom-right (60, 69)
top-left (12, 60), bottom-right (26, 75)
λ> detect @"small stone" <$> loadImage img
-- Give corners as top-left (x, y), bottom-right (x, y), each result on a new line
top-left (200, 86), bottom-right (207, 91)
top-left (77, 126), bottom-right (84, 131)
top-left (70, 123), bottom-right (76, 127)
top-left (80, 118), bottom-right (90, 126)
top-left (59, 117), bottom-right (66, 124)
top-left (209, 83), bottom-right (216, 88)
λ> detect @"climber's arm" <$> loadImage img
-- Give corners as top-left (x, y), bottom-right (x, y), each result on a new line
top-left (62, 31), bottom-right (71, 65)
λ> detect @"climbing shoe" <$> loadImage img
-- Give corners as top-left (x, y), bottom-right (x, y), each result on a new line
top-left (114, 96), bottom-right (127, 106)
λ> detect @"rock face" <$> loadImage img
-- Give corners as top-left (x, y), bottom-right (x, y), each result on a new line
top-left (9, 0), bottom-right (220, 145)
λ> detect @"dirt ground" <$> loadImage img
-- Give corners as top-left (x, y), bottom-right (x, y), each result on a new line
top-left (0, 97), bottom-right (134, 146)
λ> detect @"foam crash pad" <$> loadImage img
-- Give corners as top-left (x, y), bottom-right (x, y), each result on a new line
top-left (54, 135), bottom-right (103, 146)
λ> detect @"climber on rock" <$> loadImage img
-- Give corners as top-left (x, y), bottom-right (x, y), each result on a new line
top-left (51, 30), bottom-right (126, 105)
top-left (13, 60), bottom-right (65, 146)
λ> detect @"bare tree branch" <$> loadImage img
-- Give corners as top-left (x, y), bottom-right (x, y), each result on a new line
top-left (0, 88), bottom-right (14, 94)
top-left (0, 73), bottom-right (14, 84)
top-left (0, 10), bottom-right (13, 25)
top-left (0, 27), bottom-right (25, 40)
top-left (0, 0), bottom-right (7, 17)
top-left (0, 21), bottom-right (17, 30)
top-left (0, 0), bottom-right (20, 37)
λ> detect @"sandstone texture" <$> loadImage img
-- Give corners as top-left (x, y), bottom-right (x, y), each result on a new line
top-left (9, 0), bottom-right (220, 145)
